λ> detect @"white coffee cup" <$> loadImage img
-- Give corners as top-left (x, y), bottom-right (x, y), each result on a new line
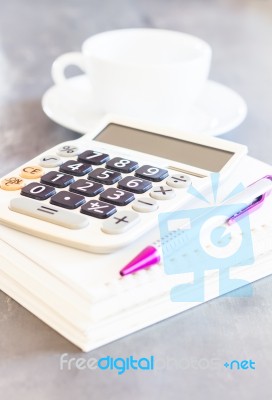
top-left (52, 29), bottom-right (212, 122)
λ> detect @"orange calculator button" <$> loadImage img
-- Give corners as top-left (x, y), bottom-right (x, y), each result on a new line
top-left (20, 165), bottom-right (44, 179)
top-left (0, 177), bottom-right (25, 191)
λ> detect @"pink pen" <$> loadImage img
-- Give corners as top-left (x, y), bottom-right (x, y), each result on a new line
top-left (120, 245), bottom-right (162, 276)
top-left (120, 175), bottom-right (272, 276)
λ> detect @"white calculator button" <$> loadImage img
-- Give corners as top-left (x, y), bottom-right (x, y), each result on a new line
top-left (39, 155), bottom-right (62, 168)
top-left (150, 185), bottom-right (176, 200)
top-left (166, 174), bottom-right (191, 188)
top-left (132, 197), bottom-right (158, 213)
top-left (102, 211), bottom-right (140, 234)
top-left (9, 197), bottom-right (89, 229)
top-left (57, 144), bottom-right (80, 157)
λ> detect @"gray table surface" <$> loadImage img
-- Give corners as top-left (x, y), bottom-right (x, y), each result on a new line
top-left (0, 1), bottom-right (271, 399)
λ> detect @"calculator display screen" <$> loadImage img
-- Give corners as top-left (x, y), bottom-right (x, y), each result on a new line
top-left (94, 124), bottom-right (234, 172)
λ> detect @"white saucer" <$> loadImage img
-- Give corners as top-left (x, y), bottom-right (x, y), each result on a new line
top-left (42, 75), bottom-right (247, 136)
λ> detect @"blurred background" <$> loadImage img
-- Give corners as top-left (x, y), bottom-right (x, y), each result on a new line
top-left (0, 0), bottom-right (272, 175)
top-left (0, 1), bottom-right (271, 399)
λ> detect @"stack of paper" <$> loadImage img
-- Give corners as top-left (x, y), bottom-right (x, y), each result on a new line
top-left (0, 156), bottom-right (271, 351)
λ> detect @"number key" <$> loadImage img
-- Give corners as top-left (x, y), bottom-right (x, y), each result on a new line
top-left (59, 160), bottom-right (92, 176)
top-left (106, 157), bottom-right (138, 173)
top-left (135, 165), bottom-right (168, 182)
top-left (88, 168), bottom-right (122, 185)
top-left (41, 171), bottom-right (75, 188)
top-left (118, 176), bottom-right (152, 194)
top-left (100, 188), bottom-right (134, 206)
top-left (78, 150), bottom-right (109, 165)
top-left (69, 179), bottom-right (104, 197)
top-left (21, 182), bottom-right (56, 200)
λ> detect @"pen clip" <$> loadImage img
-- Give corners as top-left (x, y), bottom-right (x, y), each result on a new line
top-left (227, 175), bottom-right (272, 225)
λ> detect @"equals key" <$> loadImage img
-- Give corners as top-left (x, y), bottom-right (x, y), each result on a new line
top-left (9, 197), bottom-right (89, 229)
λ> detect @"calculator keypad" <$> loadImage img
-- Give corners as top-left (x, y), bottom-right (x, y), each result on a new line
top-left (81, 200), bottom-right (116, 219)
top-left (5, 142), bottom-right (193, 238)
top-left (69, 179), bottom-right (104, 197)
top-left (106, 157), bottom-right (138, 173)
top-left (88, 168), bottom-right (122, 185)
top-left (100, 188), bottom-right (135, 206)
top-left (135, 165), bottom-right (168, 182)
top-left (41, 171), bottom-right (75, 188)
top-left (78, 150), bottom-right (110, 165)
top-left (50, 191), bottom-right (86, 209)
top-left (59, 160), bottom-right (93, 176)
top-left (117, 176), bottom-right (152, 194)
top-left (21, 182), bottom-right (56, 200)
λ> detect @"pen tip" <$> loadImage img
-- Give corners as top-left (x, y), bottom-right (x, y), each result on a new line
top-left (120, 246), bottom-right (161, 276)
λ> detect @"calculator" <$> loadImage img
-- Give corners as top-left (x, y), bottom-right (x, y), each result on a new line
top-left (0, 116), bottom-right (247, 253)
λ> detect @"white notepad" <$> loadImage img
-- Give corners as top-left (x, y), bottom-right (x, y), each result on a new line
top-left (0, 155), bottom-right (271, 351)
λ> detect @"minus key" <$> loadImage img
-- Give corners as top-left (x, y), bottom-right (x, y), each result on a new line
top-left (132, 197), bottom-right (158, 213)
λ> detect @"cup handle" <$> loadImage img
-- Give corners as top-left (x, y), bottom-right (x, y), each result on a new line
top-left (51, 52), bottom-right (86, 85)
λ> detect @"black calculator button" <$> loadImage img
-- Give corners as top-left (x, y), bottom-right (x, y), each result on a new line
top-left (21, 182), bottom-right (56, 200)
top-left (100, 188), bottom-right (135, 206)
top-left (88, 168), bottom-right (122, 185)
top-left (117, 176), bottom-right (152, 194)
top-left (78, 150), bottom-right (110, 165)
top-left (59, 160), bottom-right (92, 176)
top-left (41, 171), bottom-right (75, 188)
top-left (135, 165), bottom-right (168, 182)
top-left (69, 179), bottom-right (104, 197)
top-left (81, 200), bottom-right (116, 219)
top-left (106, 157), bottom-right (139, 173)
top-left (50, 191), bottom-right (86, 209)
